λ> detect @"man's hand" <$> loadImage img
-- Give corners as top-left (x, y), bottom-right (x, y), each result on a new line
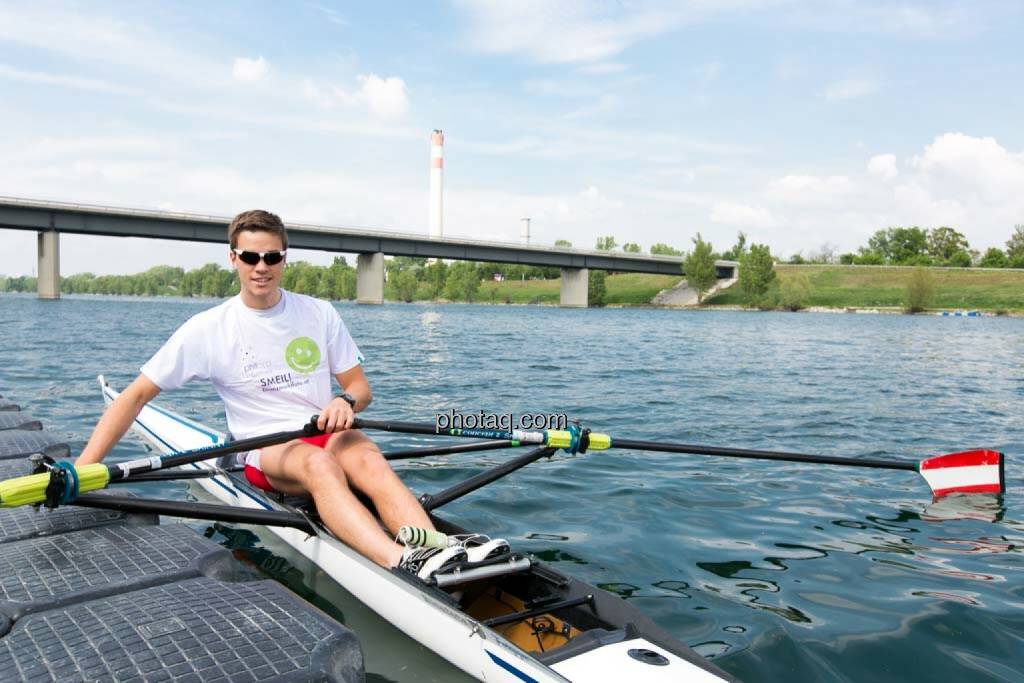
top-left (317, 397), bottom-right (355, 433)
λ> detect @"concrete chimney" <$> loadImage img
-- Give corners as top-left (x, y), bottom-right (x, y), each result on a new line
top-left (429, 130), bottom-right (444, 239)
top-left (520, 217), bottom-right (530, 245)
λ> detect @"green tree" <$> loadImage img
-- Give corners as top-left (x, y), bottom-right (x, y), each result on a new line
top-left (554, 239), bottom-right (573, 248)
top-left (683, 233), bottom-right (717, 303)
top-left (423, 260), bottom-right (448, 298)
top-left (1006, 225), bottom-right (1024, 260)
top-left (322, 257), bottom-right (353, 300)
top-left (650, 243), bottom-right (683, 256)
top-left (904, 266), bottom-right (935, 313)
top-left (386, 256), bottom-right (427, 280)
top-left (927, 227), bottom-right (970, 262)
top-left (980, 247), bottom-right (1009, 268)
top-left (622, 242), bottom-right (641, 253)
top-left (778, 273), bottom-right (811, 311)
top-left (588, 270), bottom-right (607, 307)
top-left (945, 250), bottom-right (972, 268)
top-left (293, 263), bottom-right (322, 295)
top-left (392, 270), bottom-right (418, 302)
top-left (788, 253), bottom-right (806, 264)
top-left (340, 269), bottom-right (357, 300)
top-left (595, 236), bottom-right (617, 251)
top-left (854, 251), bottom-right (885, 265)
top-left (739, 243), bottom-right (777, 307)
top-left (720, 231), bottom-right (748, 261)
top-left (442, 261), bottom-right (480, 301)
top-left (867, 227), bottom-right (929, 264)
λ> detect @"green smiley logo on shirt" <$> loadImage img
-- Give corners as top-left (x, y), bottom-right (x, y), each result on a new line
top-left (285, 337), bottom-right (321, 374)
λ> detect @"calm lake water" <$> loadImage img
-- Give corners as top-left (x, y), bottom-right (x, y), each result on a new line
top-left (1, 293), bottom-right (1022, 682)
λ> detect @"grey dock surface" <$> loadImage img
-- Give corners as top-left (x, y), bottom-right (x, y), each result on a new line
top-left (0, 400), bottom-right (364, 682)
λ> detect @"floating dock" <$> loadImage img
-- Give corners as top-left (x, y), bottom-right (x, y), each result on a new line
top-left (0, 393), bottom-right (364, 682)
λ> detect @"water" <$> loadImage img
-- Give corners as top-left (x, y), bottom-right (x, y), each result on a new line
top-left (1, 293), bottom-right (1022, 682)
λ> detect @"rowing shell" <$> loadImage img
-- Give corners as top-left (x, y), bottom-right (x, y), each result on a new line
top-left (101, 377), bottom-right (735, 682)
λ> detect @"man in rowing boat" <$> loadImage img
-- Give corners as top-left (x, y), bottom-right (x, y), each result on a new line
top-left (78, 209), bottom-right (505, 579)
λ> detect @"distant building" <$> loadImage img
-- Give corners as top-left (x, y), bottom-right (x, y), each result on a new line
top-left (493, 273), bottom-right (505, 282)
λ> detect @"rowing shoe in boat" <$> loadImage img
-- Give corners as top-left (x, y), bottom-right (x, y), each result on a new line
top-left (99, 377), bottom-right (736, 683)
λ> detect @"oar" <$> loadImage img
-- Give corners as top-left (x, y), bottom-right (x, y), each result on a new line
top-left (352, 418), bottom-right (1005, 498)
top-left (384, 439), bottom-right (519, 460)
top-left (0, 418), bottom-right (322, 508)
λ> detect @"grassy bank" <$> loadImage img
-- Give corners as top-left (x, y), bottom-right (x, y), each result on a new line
top-left (452, 265), bottom-right (1024, 311)
top-left (433, 273), bottom-right (683, 305)
top-left (705, 265), bottom-right (1024, 311)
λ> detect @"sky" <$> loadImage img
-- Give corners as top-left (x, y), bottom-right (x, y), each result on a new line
top-left (1, 0), bottom-right (1023, 276)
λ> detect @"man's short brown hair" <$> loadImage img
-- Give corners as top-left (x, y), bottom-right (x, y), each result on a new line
top-left (228, 210), bottom-right (289, 249)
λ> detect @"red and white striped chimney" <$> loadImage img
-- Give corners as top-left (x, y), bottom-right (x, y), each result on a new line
top-left (429, 129), bottom-right (444, 239)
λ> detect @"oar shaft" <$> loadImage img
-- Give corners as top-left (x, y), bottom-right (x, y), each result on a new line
top-left (109, 422), bottom-right (320, 482)
top-left (610, 438), bottom-right (920, 472)
top-left (384, 440), bottom-right (519, 461)
top-left (420, 446), bottom-right (556, 511)
top-left (354, 418), bottom-right (541, 444)
top-left (73, 493), bottom-right (316, 532)
top-left (353, 417), bottom-right (921, 473)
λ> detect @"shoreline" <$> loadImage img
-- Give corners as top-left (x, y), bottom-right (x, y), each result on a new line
top-left (3, 291), bottom-right (1019, 316)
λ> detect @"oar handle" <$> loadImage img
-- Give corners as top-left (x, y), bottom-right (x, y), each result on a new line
top-left (0, 417), bottom-right (325, 509)
top-left (135, 416), bottom-right (323, 474)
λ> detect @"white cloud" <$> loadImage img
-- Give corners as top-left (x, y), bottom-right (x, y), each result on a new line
top-left (580, 185), bottom-right (623, 208)
top-left (912, 132), bottom-right (1024, 200)
top-left (312, 4), bottom-right (348, 27)
top-left (823, 78), bottom-right (878, 101)
top-left (575, 62), bottom-right (627, 75)
top-left (868, 153), bottom-right (898, 180)
top-left (745, 133), bottom-right (1024, 254)
top-left (764, 174), bottom-right (855, 205)
top-left (301, 73), bottom-right (410, 119)
top-left (0, 63), bottom-right (139, 95)
top-left (456, 0), bottom-right (690, 64)
top-left (0, 5), bottom-right (226, 88)
top-left (232, 56), bottom-right (269, 83)
top-left (710, 202), bottom-right (779, 229)
top-left (356, 74), bottom-right (409, 118)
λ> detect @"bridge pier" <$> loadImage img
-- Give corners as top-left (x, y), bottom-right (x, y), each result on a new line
top-left (356, 252), bottom-right (384, 304)
top-left (559, 267), bottom-right (589, 308)
top-left (37, 230), bottom-right (60, 299)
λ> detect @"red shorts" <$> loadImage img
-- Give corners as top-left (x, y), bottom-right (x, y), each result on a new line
top-left (243, 433), bottom-right (333, 493)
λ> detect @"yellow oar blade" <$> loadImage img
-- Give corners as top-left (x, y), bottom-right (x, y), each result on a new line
top-left (0, 464), bottom-right (110, 508)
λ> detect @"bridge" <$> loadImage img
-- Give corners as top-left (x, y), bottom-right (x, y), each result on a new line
top-left (0, 196), bottom-right (737, 307)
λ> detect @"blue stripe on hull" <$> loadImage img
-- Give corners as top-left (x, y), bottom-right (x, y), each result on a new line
top-left (485, 650), bottom-right (540, 683)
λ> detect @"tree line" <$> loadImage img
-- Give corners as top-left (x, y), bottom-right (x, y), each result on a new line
top-left (0, 257), bottom-right (564, 302)
top-left (821, 225), bottom-right (1024, 268)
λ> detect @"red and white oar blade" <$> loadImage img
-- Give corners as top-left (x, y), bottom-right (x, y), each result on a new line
top-left (919, 450), bottom-right (1004, 498)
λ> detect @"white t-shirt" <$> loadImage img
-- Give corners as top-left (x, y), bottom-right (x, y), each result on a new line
top-left (141, 290), bottom-right (363, 440)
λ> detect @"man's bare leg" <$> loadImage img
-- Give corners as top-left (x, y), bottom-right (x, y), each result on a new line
top-left (325, 430), bottom-right (435, 535)
top-left (257, 440), bottom-right (406, 567)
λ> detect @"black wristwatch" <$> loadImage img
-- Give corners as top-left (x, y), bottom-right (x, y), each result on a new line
top-left (336, 392), bottom-right (357, 409)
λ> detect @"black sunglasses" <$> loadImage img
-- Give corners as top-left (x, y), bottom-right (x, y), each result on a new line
top-left (232, 248), bottom-right (286, 266)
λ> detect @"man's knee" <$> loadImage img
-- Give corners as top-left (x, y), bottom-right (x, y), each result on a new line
top-left (345, 448), bottom-right (393, 481)
top-left (304, 450), bottom-right (348, 488)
